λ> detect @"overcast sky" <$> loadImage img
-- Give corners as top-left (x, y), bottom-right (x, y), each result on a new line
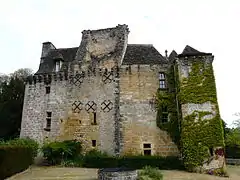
top-left (0, 0), bottom-right (239, 126)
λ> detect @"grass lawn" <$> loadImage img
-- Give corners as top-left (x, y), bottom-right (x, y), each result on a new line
top-left (7, 165), bottom-right (240, 180)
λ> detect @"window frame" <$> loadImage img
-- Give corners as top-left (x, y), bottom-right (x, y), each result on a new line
top-left (45, 86), bottom-right (50, 94)
top-left (92, 140), bottom-right (97, 147)
top-left (91, 112), bottom-right (97, 125)
top-left (159, 72), bottom-right (167, 90)
top-left (44, 111), bottom-right (52, 131)
top-left (161, 106), bottom-right (168, 123)
top-left (143, 143), bottom-right (152, 156)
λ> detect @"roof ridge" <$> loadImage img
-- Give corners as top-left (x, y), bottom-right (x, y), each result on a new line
top-left (56, 47), bottom-right (78, 50)
top-left (127, 44), bottom-right (153, 46)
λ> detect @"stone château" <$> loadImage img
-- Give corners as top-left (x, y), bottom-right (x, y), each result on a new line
top-left (20, 24), bottom-right (225, 173)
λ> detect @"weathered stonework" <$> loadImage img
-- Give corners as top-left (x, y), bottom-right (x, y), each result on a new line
top-left (20, 25), bottom-right (225, 174)
top-left (119, 65), bottom-right (178, 156)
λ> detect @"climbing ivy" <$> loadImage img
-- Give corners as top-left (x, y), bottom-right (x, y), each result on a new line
top-left (179, 61), bottom-right (225, 171)
top-left (156, 59), bottom-right (225, 173)
top-left (156, 64), bottom-right (180, 147)
top-left (178, 61), bottom-right (217, 104)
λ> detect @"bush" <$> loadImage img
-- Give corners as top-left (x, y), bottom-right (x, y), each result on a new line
top-left (0, 138), bottom-right (38, 180)
top-left (225, 145), bottom-right (240, 158)
top-left (118, 155), bottom-right (184, 170)
top-left (82, 152), bottom-right (184, 170)
top-left (60, 154), bottom-right (84, 167)
top-left (0, 138), bottom-right (39, 158)
top-left (138, 166), bottom-right (163, 180)
top-left (42, 140), bottom-right (82, 165)
top-left (83, 149), bottom-right (117, 168)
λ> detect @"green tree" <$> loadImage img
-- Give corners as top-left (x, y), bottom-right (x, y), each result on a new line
top-left (225, 128), bottom-right (240, 146)
top-left (0, 68), bottom-right (33, 140)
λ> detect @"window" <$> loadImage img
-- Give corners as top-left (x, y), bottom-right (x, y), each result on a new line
top-left (56, 61), bottom-right (60, 72)
top-left (44, 112), bottom-right (52, 131)
top-left (144, 150), bottom-right (151, 155)
top-left (45, 86), bottom-right (50, 94)
top-left (159, 72), bottom-right (167, 89)
top-left (55, 60), bottom-right (62, 72)
top-left (91, 112), bottom-right (97, 125)
top-left (92, 140), bottom-right (96, 147)
top-left (161, 106), bottom-right (168, 123)
top-left (143, 143), bottom-right (152, 156)
top-left (143, 144), bottom-right (151, 148)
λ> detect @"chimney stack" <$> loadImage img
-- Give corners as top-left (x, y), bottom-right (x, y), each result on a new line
top-left (165, 50), bottom-right (168, 59)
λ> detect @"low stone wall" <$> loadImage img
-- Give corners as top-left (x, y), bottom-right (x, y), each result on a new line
top-left (98, 168), bottom-right (137, 180)
top-left (226, 158), bottom-right (240, 165)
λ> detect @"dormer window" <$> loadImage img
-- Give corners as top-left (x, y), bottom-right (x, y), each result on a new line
top-left (55, 60), bottom-right (62, 72)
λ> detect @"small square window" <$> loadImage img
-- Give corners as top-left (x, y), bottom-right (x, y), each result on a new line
top-left (144, 150), bottom-right (151, 156)
top-left (46, 86), bottom-right (50, 94)
top-left (143, 144), bottom-right (151, 148)
top-left (92, 140), bottom-right (96, 147)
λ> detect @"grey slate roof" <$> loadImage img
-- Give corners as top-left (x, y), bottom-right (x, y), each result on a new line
top-left (178, 45), bottom-right (212, 57)
top-left (36, 47), bottom-right (78, 74)
top-left (36, 44), bottom-right (166, 74)
top-left (168, 50), bottom-right (178, 62)
top-left (122, 44), bottom-right (167, 65)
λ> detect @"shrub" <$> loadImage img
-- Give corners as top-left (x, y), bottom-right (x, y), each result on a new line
top-left (42, 140), bottom-right (82, 165)
top-left (0, 140), bottom-right (37, 180)
top-left (118, 155), bottom-right (184, 170)
top-left (138, 166), bottom-right (163, 180)
top-left (81, 152), bottom-right (184, 170)
top-left (60, 154), bottom-right (84, 167)
top-left (0, 138), bottom-right (39, 158)
top-left (83, 149), bottom-right (117, 168)
top-left (225, 145), bottom-right (240, 158)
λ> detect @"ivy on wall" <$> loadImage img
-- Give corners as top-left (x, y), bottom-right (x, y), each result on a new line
top-left (156, 64), bottom-right (181, 147)
top-left (179, 60), bottom-right (224, 171)
top-left (156, 59), bottom-right (225, 172)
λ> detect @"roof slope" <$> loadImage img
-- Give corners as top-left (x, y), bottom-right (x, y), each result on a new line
top-left (122, 44), bottom-right (167, 65)
top-left (178, 45), bottom-right (212, 57)
top-left (168, 50), bottom-right (178, 62)
top-left (36, 44), bottom-right (166, 74)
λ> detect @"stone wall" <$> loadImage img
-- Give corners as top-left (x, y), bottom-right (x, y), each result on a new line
top-left (119, 64), bottom-right (179, 156)
top-left (20, 24), bottom-right (179, 157)
top-left (20, 25), bottom-right (129, 155)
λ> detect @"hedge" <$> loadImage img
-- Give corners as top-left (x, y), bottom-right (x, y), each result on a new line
top-left (225, 145), bottom-right (240, 158)
top-left (83, 155), bottom-right (184, 170)
top-left (0, 138), bottom-right (38, 180)
top-left (0, 146), bottom-right (34, 180)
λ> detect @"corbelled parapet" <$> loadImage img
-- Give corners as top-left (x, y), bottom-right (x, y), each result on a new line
top-left (26, 66), bottom-right (120, 85)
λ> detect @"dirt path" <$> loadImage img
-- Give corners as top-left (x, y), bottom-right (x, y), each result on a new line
top-left (7, 166), bottom-right (240, 180)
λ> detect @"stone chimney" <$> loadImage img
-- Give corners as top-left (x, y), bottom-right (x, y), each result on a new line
top-left (165, 50), bottom-right (168, 59)
top-left (41, 42), bottom-right (56, 58)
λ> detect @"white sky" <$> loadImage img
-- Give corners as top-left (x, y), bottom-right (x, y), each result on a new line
top-left (0, 0), bottom-right (239, 127)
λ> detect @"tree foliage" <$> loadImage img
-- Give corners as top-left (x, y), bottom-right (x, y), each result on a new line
top-left (0, 68), bottom-right (33, 140)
